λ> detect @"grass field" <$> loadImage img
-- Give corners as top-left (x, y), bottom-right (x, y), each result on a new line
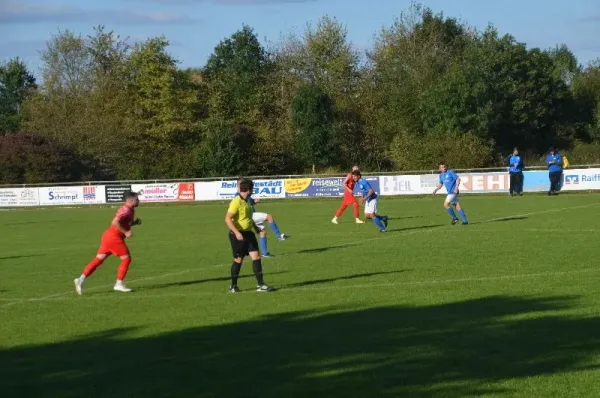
top-left (2, 194), bottom-right (600, 397)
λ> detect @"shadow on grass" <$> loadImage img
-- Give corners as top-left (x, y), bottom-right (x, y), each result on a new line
top-left (298, 244), bottom-right (354, 254)
top-left (143, 271), bottom-right (289, 291)
top-left (387, 215), bottom-right (424, 221)
top-left (387, 224), bottom-right (444, 233)
top-left (281, 270), bottom-right (408, 289)
top-left (2, 295), bottom-right (600, 397)
top-left (473, 216), bottom-right (529, 225)
top-left (0, 254), bottom-right (44, 261)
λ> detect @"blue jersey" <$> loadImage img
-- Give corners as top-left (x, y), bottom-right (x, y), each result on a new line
top-left (546, 154), bottom-right (563, 173)
top-left (509, 155), bottom-right (523, 173)
top-left (356, 178), bottom-right (377, 202)
top-left (439, 170), bottom-right (460, 194)
top-left (234, 192), bottom-right (256, 212)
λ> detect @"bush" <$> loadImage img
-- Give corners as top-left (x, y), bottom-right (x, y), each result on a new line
top-left (562, 142), bottom-right (600, 165)
top-left (0, 134), bottom-right (86, 184)
top-left (388, 131), bottom-right (494, 171)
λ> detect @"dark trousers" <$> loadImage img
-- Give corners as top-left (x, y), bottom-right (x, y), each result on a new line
top-left (509, 172), bottom-right (523, 195)
top-left (549, 171), bottom-right (562, 193)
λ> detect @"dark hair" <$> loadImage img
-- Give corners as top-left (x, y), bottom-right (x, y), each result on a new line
top-left (513, 147), bottom-right (518, 151)
top-left (124, 191), bottom-right (138, 200)
top-left (238, 179), bottom-right (251, 193)
top-left (351, 170), bottom-right (361, 177)
top-left (439, 161), bottom-right (447, 166)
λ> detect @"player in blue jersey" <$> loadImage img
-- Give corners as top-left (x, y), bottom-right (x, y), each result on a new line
top-left (351, 170), bottom-right (388, 232)
top-left (235, 178), bottom-right (287, 258)
top-left (432, 162), bottom-right (468, 225)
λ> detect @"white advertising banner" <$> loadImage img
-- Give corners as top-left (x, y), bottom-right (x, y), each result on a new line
top-left (82, 185), bottom-right (106, 204)
top-left (194, 181), bottom-right (220, 201)
top-left (217, 179), bottom-right (285, 199)
top-left (561, 168), bottom-right (600, 191)
top-left (39, 186), bottom-right (85, 205)
top-left (380, 175), bottom-right (423, 196)
top-left (131, 183), bottom-right (179, 202)
top-left (0, 187), bottom-right (40, 207)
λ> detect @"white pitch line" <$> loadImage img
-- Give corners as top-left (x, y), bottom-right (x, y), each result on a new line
top-left (2, 202), bottom-right (598, 308)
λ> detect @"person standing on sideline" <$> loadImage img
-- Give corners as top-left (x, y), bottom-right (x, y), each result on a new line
top-left (508, 147), bottom-right (524, 196)
top-left (546, 147), bottom-right (563, 195)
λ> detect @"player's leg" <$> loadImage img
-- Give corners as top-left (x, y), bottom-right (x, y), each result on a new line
top-left (247, 232), bottom-right (274, 292)
top-left (509, 173), bottom-right (515, 196)
top-left (252, 213), bottom-right (271, 257)
top-left (352, 199), bottom-right (363, 223)
top-left (332, 200), bottom-right (348, 223)
top-left (229, 232), bottom-right (246, 293)
top-left (365, 199), bottom-right (386, 232)
top-left (444, 196), bottom-right (459, 224)
top-left (110, 241), bottom-right (133, 292)
top-left (454, 198), bottom-right (468, 225)
top-left (265, 213), bottom-right (286, 240)
top-left (517, 172), bottom-right (524, 195)
top-left (74, 237), bottom-right (111, 295)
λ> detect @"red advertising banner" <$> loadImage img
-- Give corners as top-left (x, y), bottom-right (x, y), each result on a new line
top-left (178, 183), bottom-right (195, 201)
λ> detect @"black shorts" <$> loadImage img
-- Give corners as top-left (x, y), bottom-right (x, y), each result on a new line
top-left (229, 230), bottom-right (259, 258)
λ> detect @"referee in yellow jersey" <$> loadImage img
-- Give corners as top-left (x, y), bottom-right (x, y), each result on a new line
top-left (225, 179), bottom-right (274, 293)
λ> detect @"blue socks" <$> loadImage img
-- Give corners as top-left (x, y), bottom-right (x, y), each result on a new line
top-left (373, 216), bottom-right (386, 231)
top-left (259, 236), bottom-right (268, 255)
top-left (447, 207), bottom-right (457, 220)
top-left (458, 209), bottom-right (468, 223)
top-left (269, 221), bottom-right (282, 238)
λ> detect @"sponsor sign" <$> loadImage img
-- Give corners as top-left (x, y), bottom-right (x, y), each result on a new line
top-left (131, 183), bottom-right (179, 202)
top-left (82, 185), bottom-right (106, 204)
top-left (0, 188), bottom-right (39, 207)
top-left (217, 179), bottom-right (285, 199)
top-left (194, 181), bottom-right (220, 201)
top-left (459, 173), bottom-right (510, 193)
top-left (380, 175), bottom-right (422, 196)
top-left (561, 168), bottom-right (600, 191)
top-left (105, 185), bottom-right (132, 203)
top-left (178, 183), bottom-right (195, 201)
top-left (39, 186), bottom-right (84, 205)
top-left (285, 177), bottom-right (380, 198)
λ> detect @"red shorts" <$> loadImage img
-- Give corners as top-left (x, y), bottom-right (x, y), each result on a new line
top-left (342, 193), bottom-right (357, 205)
top-left (98, 232), bottom-right (130, 257)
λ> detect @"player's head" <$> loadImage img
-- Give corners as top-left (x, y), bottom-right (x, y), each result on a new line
top-left (439, 162), bottom-right (448, 172)
top-left (513, 147), bottom-right (519, 155)
top-left (124, 191), bottom-right (139, 207)
top-left (351, 165), bottom-right (359, 172)
top-left (236, 177), bottom-right (244, 192)
top-left (238, 179), bottom-right (252, 199)
top-left (550, 147), bottom-right (557, 154)
top-left (351, 169), bottom-right (361, 181)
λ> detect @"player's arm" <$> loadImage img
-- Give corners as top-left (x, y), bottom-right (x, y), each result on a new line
top-left (131, 218), bottom-right (142, 226)
top-left (343, 174), bottom-right (353, 194)
top-left (225, 211), bottom-right (243, 240)
top-left (454, 177), bottom-right (461, 194)
top-left (112, 216), bottom-right (132, 237)
top-left (433, 182), bottom-right (443, 195)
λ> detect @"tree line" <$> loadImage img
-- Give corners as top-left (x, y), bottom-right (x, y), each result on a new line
top-left (1, 4), bottom-right (600, 184)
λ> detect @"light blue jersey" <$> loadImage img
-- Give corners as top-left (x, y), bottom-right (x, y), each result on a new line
top-left (356, 178), bottom-right (377, 202)
top-left (439, 170), bottom-right (460, 194)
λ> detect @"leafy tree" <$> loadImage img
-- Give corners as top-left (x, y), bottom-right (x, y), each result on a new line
top-left (0, 58), bottom-right (37, 134)
top-left (291, 84), bottom-right (336, 171)
top-left (421, 28), bottom-right (576, 154)
top-left (0, 135), bottom-right (87, 184)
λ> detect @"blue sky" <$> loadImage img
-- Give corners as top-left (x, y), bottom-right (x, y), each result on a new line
top-left (1, 0), bottom-right (599, 77)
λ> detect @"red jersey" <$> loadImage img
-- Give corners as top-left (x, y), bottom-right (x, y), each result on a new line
top-left (344, 173), bottom-right (355, 194)
top-left (106, 205), bottom-right (135, 239)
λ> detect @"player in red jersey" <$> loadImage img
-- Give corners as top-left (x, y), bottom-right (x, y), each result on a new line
top-left (332, 165), bottom-right (364, 224)
top-left (73, 191), bottom-right (141, 295)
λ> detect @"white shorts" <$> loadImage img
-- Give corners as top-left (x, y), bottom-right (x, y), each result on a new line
top-left (445, 194), bottom-right (460, 205)
top-left (364, 198), bottom-right (378, 214)
top-left (252, 212), bottom-right (268, 230)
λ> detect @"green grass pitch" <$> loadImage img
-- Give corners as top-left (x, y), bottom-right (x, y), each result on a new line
top-left (1, 194), bottom-right (600, 397)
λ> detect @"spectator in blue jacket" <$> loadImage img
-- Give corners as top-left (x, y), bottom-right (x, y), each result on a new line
top-left (546, 147), bottom-right (563, 195)
top-left (508, 147), bottom-right (524, 196)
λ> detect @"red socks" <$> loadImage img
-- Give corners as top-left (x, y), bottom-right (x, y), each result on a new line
top-left (82, 257), bottom-right (104, 277)
top-left (117, 257), bottom-right (132, 281)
